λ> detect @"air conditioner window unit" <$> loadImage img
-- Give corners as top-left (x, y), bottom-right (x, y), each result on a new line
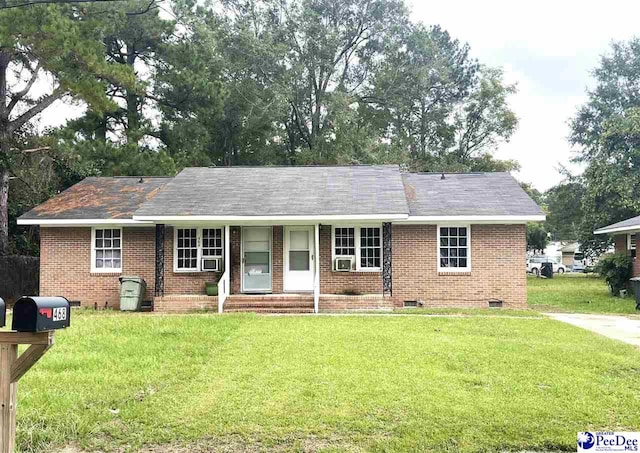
top-left (202, 257), bottom-right (221, 272)
top-left (334, 256), bottom-right (354, 272)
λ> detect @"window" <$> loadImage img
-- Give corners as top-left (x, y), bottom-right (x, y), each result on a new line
top-left (92, 228), bottom-right (122, 272)
top-left (438, 226), bottom-right (470, 271)
top-left (334, 227), bottom-right (355, 256)
top-left (176, 228), bottom-right (198, 270)
top-left (202, 228), bottom-right (223, 258)
top-left (332, 225), bottom-right (382, 271)
top-left (174, 227), bottom-right (224, 272)
top-left (628, 233), bottom-right (636, 259)
top-left (360, 227), bottom-right (381, 268)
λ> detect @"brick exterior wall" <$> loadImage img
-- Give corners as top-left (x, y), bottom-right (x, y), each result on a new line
top-left (40, 223), bottom-right (528, 310)
top-left (319, 225), bottom-right (383, 295)
top-left (318, 294), bottom-right (392, 311)
top-left (162, 226), bottom-right (220, 295)
top-left (391, 224), bottom-right (527, 308)
top-left (272, 226), bottom-right (284, 293)
top-left (613, 233), bottom-right (640, 277)
top-left (40, 227), bottom-right (155, 308)
top-left (154, 295), bottom-right (217, 313)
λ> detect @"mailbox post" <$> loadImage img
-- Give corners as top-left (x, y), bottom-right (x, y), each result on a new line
top-left (0, 296), bottom-right (70, 453)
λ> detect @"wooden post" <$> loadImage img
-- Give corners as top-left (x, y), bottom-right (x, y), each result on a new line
top-left (0, 331), bottom-right (54, 453)
top-left (0, 343), bottom-right (17, 453)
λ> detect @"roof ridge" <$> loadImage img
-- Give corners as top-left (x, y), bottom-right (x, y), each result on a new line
top-left (85, 176), bottom-right (174, 179)
top-left (405, 171), bottom-right (510, 175)
top-left (180, 164), bottom-right (399, 169)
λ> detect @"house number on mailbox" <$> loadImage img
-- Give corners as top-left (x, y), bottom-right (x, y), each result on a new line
top-left (53, 307), bottom-right (67, 322)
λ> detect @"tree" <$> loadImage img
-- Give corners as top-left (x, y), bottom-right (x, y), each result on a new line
top-left (366, 25), bottom-right (517, 172)
top-left (0, 3), bottom-right (134, 254)
top-left (527, 223), bottom-right (548, 254)
top-left (544, 182), bottom-right (584, 241)
top-left (570, 39), bottom-right (640, 256)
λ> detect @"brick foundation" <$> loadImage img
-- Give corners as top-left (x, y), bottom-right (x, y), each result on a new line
top-left (154, 295), bottom-right (218, 313)
top-left (318, 294), bottom-right (392, 311)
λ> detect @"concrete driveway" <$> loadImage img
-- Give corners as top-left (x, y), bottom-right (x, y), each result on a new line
top-left (545, 313), bottom-right (640, 347)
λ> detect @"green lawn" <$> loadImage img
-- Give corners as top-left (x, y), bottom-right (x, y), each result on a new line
top-left (12, 311), bottom-right (640, 452)
top-left (528, 273), bottom-right (639, 314)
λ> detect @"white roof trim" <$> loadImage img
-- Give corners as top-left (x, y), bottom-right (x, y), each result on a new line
top-left (594, 225), bottom-right (640, 235)
top-left (133, 214), bottom-right (409, 222)
top-left (17, 218), bottom-right (153, 226)
top-left (398, 214), bottom-right (546, 224)
top-left (19, 213), bottom-right (546, 226)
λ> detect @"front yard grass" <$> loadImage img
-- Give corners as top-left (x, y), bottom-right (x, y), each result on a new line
top-left (13, 311), bottom-right (640, 452)
top-left (528, 273), bottom-right (639, 314)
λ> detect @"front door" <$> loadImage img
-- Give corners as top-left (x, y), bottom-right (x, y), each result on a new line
top-left (284, 226), bottom-right (315, 292)
top-left (242, 226), bottom-right (272, 293)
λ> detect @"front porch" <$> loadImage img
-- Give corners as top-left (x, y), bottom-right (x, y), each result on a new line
top-left (153, 223), bottom-right (393, 313)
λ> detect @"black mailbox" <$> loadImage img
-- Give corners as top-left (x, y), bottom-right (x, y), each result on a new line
top-left (0, 297), bottom-right (5, 328)
top-left (12, 296), bottom-right (71, 332)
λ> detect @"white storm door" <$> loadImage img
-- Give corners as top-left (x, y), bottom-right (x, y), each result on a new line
top-left (242, 227), bottom-right (272, 293)
top-left (284, 226), bottom-right (315, 292)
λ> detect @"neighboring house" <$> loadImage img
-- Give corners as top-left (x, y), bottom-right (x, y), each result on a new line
top-left (595, 216), bottom-right (640, 276)
top-left (18, 165), bottom-right (545, 313)
top-left (559, 242), bottom-right (580, 268)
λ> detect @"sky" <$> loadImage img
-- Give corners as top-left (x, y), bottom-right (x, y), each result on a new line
top-left (408, 0), bottom-right (640, 191)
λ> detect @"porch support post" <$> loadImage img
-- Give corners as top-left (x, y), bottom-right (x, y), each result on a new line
top-left (155, 224), bottom-right (165, 297)
top-left (314, 223), bottom-right (320, 313)
top-left (382, 222), bottom-right (392, 296)
top-left (219, 224), bottom-right (231, 313)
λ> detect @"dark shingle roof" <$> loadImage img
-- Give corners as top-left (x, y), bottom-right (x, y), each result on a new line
top-left (401, 172), bottom-right (545, 217)
top-left (19, 177), bottom-right (170, 220)
top-left (19, 167), bottom-right (547, 222)
top-left (594, 215), bottom-right (640, 234)
top-left (134, 165), bottom-right (409, 217)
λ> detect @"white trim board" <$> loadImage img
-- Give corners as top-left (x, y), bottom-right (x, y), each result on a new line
top-left (19, 213), bottom-right (546, 227)
top-left (398, 215), bottom-right (545, 224)
top-left (594, 225), bottom-right (640, 235)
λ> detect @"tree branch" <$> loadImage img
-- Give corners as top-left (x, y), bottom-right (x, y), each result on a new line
top-left (11, 146), bottom-right (51, 154)
top-left (8, 88), bottom-right (65, 134)
top-left (7, 63), bottom-right (40, 114)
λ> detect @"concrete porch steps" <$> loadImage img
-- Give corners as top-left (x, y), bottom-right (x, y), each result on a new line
top-left (224, 294), bottom-right (314, 313)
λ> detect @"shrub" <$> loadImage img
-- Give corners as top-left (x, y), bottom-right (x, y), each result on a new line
top-left (595, 253), bottom-right (633, 296)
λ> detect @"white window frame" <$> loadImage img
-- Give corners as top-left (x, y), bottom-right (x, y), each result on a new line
top-left (202, 228), bottom-right (224, 258)
top-left (437, 224), bottom-right (471, 273)
top-left (331, 224), bottom-right (382, 272)
top-left (627, 233), bottom-right (636, 251)
top-left (91, 227), bottom-right (123, 273)
top-left (173, 227), bottom-right (224, 273)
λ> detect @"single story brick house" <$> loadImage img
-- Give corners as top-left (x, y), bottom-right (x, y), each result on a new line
top-left (595, 216), bottom-right (640, 276)
top-left (18, 165), bottom-right (544, 313)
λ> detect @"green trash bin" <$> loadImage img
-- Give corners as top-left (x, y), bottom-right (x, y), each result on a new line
top-left (119, 276), bottom-right (147, 311)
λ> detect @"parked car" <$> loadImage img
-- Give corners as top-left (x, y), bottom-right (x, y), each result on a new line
top-left (527, 256), bottom-right (566, 276)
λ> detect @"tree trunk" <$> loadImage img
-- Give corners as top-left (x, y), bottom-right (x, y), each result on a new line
top-left (0, 51), bottom-right (11, 256)
top-left (0, 167), bottom-right (8, 256)
top-left (125, 44), bottom-right (139, 146)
